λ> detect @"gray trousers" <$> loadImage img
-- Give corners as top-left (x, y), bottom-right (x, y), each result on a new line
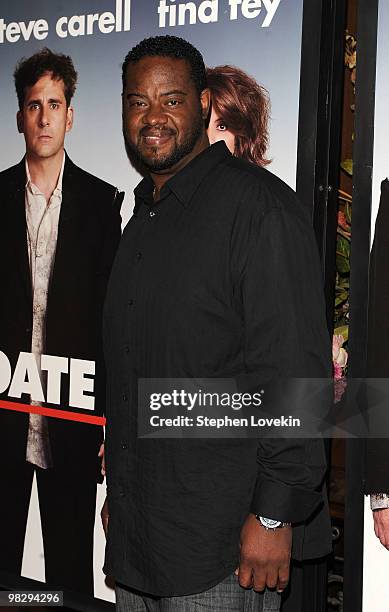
top-left (115, 574), bottom-right (281, 612)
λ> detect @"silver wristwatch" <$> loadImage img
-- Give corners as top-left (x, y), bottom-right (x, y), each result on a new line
top-left (255, 515), bottom-right (291, 530)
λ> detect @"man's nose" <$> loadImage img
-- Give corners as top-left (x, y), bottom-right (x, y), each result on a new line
top-left (142, 102), bottom-right (168, 126)
top-left (39, 106), bottom-right (49, 127)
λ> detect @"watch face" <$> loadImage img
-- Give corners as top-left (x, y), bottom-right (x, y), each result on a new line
top-left (259, 517), bottom-right (282, 529)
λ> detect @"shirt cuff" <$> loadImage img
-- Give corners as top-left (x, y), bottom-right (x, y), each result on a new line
top-left (250, 476), bottom-right (323, 524)
top-left (370, 493), bottom-right (389, 510)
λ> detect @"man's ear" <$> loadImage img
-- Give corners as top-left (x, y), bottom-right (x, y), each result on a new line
top-left (16, 110), bottom-right (24, 134)
top-left (200, 88), bottom-right (211, 120)
top-left (65, 106), bottom-right (74, 133)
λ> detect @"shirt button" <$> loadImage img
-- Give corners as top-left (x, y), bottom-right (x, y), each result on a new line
top-left (149, 211), bottom-right (156, 217)
top-left (136, 252), bottom-right (142, 261)
top-left (122, 393), bottom-right (128, 402)
top-left (121, 443), bottom-right (128, 450)
top-left (124, 346), bottom-right (130, 354)
top-left (128, 299), bottom-right (134, 306)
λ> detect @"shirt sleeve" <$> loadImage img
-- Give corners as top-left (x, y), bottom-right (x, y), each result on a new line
top-left (370, 493), bottom-right (389, 510)
top-left (238, 196), bottom-right (331, 524)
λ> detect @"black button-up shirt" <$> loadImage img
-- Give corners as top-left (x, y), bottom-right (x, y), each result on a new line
top-left (103, 142), bottom-right (331, 596)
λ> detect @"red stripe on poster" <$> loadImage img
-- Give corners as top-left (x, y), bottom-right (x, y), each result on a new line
top-left (0, 399), bottom-right (106, 426)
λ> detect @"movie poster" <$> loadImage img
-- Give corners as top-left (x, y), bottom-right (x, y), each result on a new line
top-left (0, 0), bottom-right (305, 605)
top-left (363, 0), bottom-right (389, 608)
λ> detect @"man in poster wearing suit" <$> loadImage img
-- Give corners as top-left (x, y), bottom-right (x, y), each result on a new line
top-left (0, 48), bottom-right (122, 594)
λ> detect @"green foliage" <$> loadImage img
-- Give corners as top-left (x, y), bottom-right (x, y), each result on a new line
top-left (334, 192), bottom-right (351, 344)
top-left (334, 325), bottom-right (349, 342)
top-left (333, 31), bottom-right (356, 361)
top-left (340, 159), bottom-right (353, 176)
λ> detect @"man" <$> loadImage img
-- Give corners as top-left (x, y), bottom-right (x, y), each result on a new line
top-left (0, 48), bottom-right (122, 594)
top-left (365, 178), bottom-right (389, 550)
top-left (103, 36), bottom-right (331, 611)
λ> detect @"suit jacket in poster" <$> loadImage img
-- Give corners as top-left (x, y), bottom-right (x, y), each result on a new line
top-left (0, 154), bottom-right (123, 481)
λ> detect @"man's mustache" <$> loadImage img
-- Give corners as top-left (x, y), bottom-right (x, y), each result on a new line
top-left (140, 127), bottom-right (176, 137)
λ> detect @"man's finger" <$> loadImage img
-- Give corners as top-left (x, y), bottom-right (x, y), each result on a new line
top-left (252, 564), bottom-right (267, 592)
top-left (238, 563), bottom-right (253, 589)
top-left (98, 443), bottom-right (106, 476)
top-left (277, 564), bottom-right (290, 592)
top-left (264, 569), bottom-right (278, 590)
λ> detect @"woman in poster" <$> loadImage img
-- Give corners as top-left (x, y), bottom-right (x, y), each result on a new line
top-left (206, 64), bottom-right (271, 167)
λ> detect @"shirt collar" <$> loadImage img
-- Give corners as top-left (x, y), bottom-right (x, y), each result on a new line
top-left (25, 152), bottom-right (66, 198)
top-left (133, 141), bottom-right (231, 215)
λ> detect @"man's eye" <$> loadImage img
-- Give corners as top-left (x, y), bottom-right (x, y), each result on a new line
top-left (167, 99), bottom-right (180, 106)
top-left (29, 104), bottom-right (40, 111)
top-left (130, 101), bottom-right (146, 107)
top-left (50, 103), bottom-right (59, 109)
top-left (216, 123), bottom-right (228, 131)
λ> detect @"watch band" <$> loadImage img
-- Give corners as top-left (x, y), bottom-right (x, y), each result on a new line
top-left (255, 515), bottom-right (291, 530)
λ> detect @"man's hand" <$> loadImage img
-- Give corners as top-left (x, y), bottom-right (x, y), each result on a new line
top-left (237, 513), bottom-right (292, 593)
top-left (98, 442), bottom-right (106, 477)
top-left (373, 508), bottom-right (389, 550)
top-left (101, 497), bottom-right (109, 537)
